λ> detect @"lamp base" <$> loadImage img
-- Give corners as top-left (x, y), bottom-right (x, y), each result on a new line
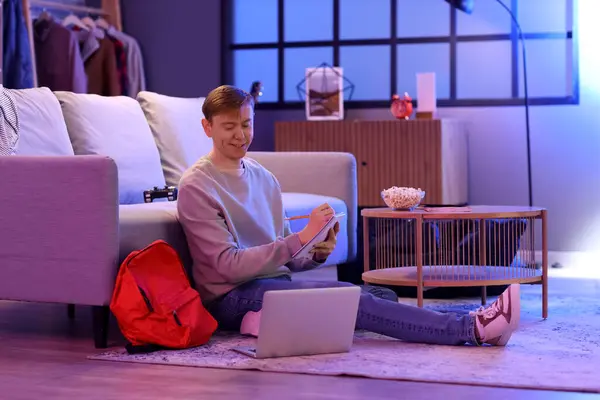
top-left (416, 111), bottom-right (435, 120)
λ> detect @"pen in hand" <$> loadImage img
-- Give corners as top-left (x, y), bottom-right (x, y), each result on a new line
top-left (284, 215), bottom-right (310, 221)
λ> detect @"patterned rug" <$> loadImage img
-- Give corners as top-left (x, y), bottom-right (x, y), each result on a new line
top-left (89, 288), bottom-right (600, 393)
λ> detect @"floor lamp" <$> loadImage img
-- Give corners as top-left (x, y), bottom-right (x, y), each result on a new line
top-left (446, 0), bottom-right (533, 207)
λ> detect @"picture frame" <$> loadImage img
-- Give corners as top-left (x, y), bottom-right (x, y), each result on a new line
top-left (305, 66), bottom-right (344, 121)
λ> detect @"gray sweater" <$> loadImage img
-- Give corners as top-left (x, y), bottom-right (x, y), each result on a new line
top-left (177, 156), bottom-right (320, 304)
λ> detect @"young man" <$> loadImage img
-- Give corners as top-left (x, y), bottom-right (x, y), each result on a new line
top-left (177, 85), bottom-right (521, 346)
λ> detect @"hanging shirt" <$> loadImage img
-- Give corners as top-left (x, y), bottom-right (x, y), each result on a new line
top-left (83, 37), bottom-right (120, 96)
top-left (108, 36), bottom-right (129, 96)
top-left (107, 27), bottom-right (146, 97)
top-left (2, 0), bottom-right (35, 89)
top-left (0, 85), bottom-right (20, 156)
top-left (75, 28), bottom-right (100, 63)
top-left (33, 19), bottom-right (87, 93)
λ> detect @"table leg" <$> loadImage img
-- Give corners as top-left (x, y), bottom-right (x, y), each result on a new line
top-left (542, 210), bottom-right (548, 319)
top-left (476, 218), bottom-right (488, 306)
top-left (416, 215), bottom-right (423, 307)
top-left (363, 216), bottom-right (370, 274)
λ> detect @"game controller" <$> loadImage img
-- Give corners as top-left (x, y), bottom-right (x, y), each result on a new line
top-left (143, 185), bottom-right (178, 203)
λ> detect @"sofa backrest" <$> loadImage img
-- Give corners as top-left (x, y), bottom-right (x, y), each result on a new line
top-left (8, 87), bottom-right (74, 156)
top-left (7, 86), bottom-right (211, 204)
top-left (137, 91), bottom-right (212, 186)
top-left (54, 91), bottom-right (166, 205)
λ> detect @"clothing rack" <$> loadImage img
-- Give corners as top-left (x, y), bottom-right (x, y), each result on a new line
top-left (21, 0), bottom-right (123, 87)
top-left (25, 0), bottom-right (121, 29)
top-left (27, 0), bottom-right (109, 16)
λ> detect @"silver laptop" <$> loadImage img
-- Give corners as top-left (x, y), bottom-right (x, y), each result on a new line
top-left (232, 286), bottom-right (361, 359)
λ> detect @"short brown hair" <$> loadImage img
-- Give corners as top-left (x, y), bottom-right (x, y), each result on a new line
top-left (202, 85), bottom-right (254, 121)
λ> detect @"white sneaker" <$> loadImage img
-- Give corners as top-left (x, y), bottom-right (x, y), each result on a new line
top-left (470, 284), bottom-right (521, 346)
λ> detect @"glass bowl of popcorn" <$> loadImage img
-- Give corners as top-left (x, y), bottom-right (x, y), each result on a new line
top-left (381, 186), bottom-right (426, 210)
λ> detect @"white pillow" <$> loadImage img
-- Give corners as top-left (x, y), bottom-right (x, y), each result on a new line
top-left (137, 91), bottom-right (212, 186)
top-left (54, 92), bottom-right (166, 204)
top-left (8, 87), bottom-right (74, 156)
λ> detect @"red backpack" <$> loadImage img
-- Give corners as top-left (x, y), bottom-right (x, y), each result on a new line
top-left (110, 240), bottom-right (218, 353)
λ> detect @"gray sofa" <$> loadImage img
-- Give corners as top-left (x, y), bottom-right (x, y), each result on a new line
top-left (0, 87), bottom-right (358, 348)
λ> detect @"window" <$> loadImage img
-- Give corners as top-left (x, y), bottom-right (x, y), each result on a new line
top-left (224, 0), bottom-right (578, 108)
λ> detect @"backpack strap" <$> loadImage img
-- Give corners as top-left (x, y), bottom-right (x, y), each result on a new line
top-left (125, 342), bottom-right (167, 354)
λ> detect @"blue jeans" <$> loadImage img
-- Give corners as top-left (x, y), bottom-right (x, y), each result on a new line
top-left (209, 276), bottom-right (478, 345)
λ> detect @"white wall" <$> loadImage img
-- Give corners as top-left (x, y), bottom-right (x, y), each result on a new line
top-left (354, 0), bottom-right (600, 253)
top-left (121, 0), bottom-right (221, 97)
top-left (255, 0), bottom-right (600, 254)
top-left (455, 0), bottom-right (599, 253)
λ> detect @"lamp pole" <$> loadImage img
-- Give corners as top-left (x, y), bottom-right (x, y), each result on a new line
top-left (446, 0), bottom-right (533, 207)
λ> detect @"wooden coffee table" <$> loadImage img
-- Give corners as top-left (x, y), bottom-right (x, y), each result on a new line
top-left (361, 206), bottom-right (548, 318)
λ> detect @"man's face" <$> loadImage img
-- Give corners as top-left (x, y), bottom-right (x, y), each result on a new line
top-left (202, 103), bottom-right (254, 161)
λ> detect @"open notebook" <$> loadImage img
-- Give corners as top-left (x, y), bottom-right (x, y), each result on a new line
top-left (292, 212), bottom-right (346, 260)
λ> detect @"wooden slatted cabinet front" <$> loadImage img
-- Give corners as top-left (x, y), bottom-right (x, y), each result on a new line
top-left (274, 119), bottom-right (468, 207)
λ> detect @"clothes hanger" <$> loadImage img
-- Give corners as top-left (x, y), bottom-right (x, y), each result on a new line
top-left (81, 15), bottom-right (97, 29)
top-left (38, 8), bottom-right (52, 20)
top-left (62, 12), bottom-right (90, 31)
top-left (81, 14), bottom-right (106, 39)
top-left (34, 8), bottom-right (52, 25)
top-left (95, 17), bottom-right (111, 30)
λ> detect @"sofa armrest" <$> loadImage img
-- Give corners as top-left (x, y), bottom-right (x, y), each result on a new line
top-left (247, 151), bottom-right (358, 261)
top-left (0, 155), bottom-right (119, 305)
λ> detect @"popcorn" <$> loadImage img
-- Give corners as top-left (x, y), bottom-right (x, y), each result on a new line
top-left (381, 186), bottom-right (425, 210)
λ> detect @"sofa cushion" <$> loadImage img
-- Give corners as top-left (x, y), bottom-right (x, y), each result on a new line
top-left (119, 202), bottom-right (192, 270)
top-left (8, 87), bottom-right (74, 156)
top-left (282, 192), bottom-right (349, 265)
top-left (54, 92), bottom-right (166, 204)
top-left (137, 91), bottom-right (212, 186)
top-left (119, 193), bottom-right (348, 276)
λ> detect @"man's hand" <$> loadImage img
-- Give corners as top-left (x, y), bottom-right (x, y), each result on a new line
top-left (309, 221), bottom-right (340, 262)
top-left (297, 203), bottom-right (335, 245)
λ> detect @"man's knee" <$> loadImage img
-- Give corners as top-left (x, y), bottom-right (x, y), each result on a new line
top-left (290, 280), bottom-right (355, 290)
top-left (361, 285), bottom-right (398, 302)
top-left (331, 281), bottom-right (355, 288)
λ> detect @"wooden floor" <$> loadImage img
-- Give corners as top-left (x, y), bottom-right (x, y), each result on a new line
top-left (0, 275), bottom-right (599, 400)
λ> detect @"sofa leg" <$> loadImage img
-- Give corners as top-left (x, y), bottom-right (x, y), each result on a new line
top-left (92, 306), bottom-right (110, 349)
top-left (67, 304), bottom-right (75, 319)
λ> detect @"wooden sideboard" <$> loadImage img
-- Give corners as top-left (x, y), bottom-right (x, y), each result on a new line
top-left (275, 119), bottom-right (468, 207)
